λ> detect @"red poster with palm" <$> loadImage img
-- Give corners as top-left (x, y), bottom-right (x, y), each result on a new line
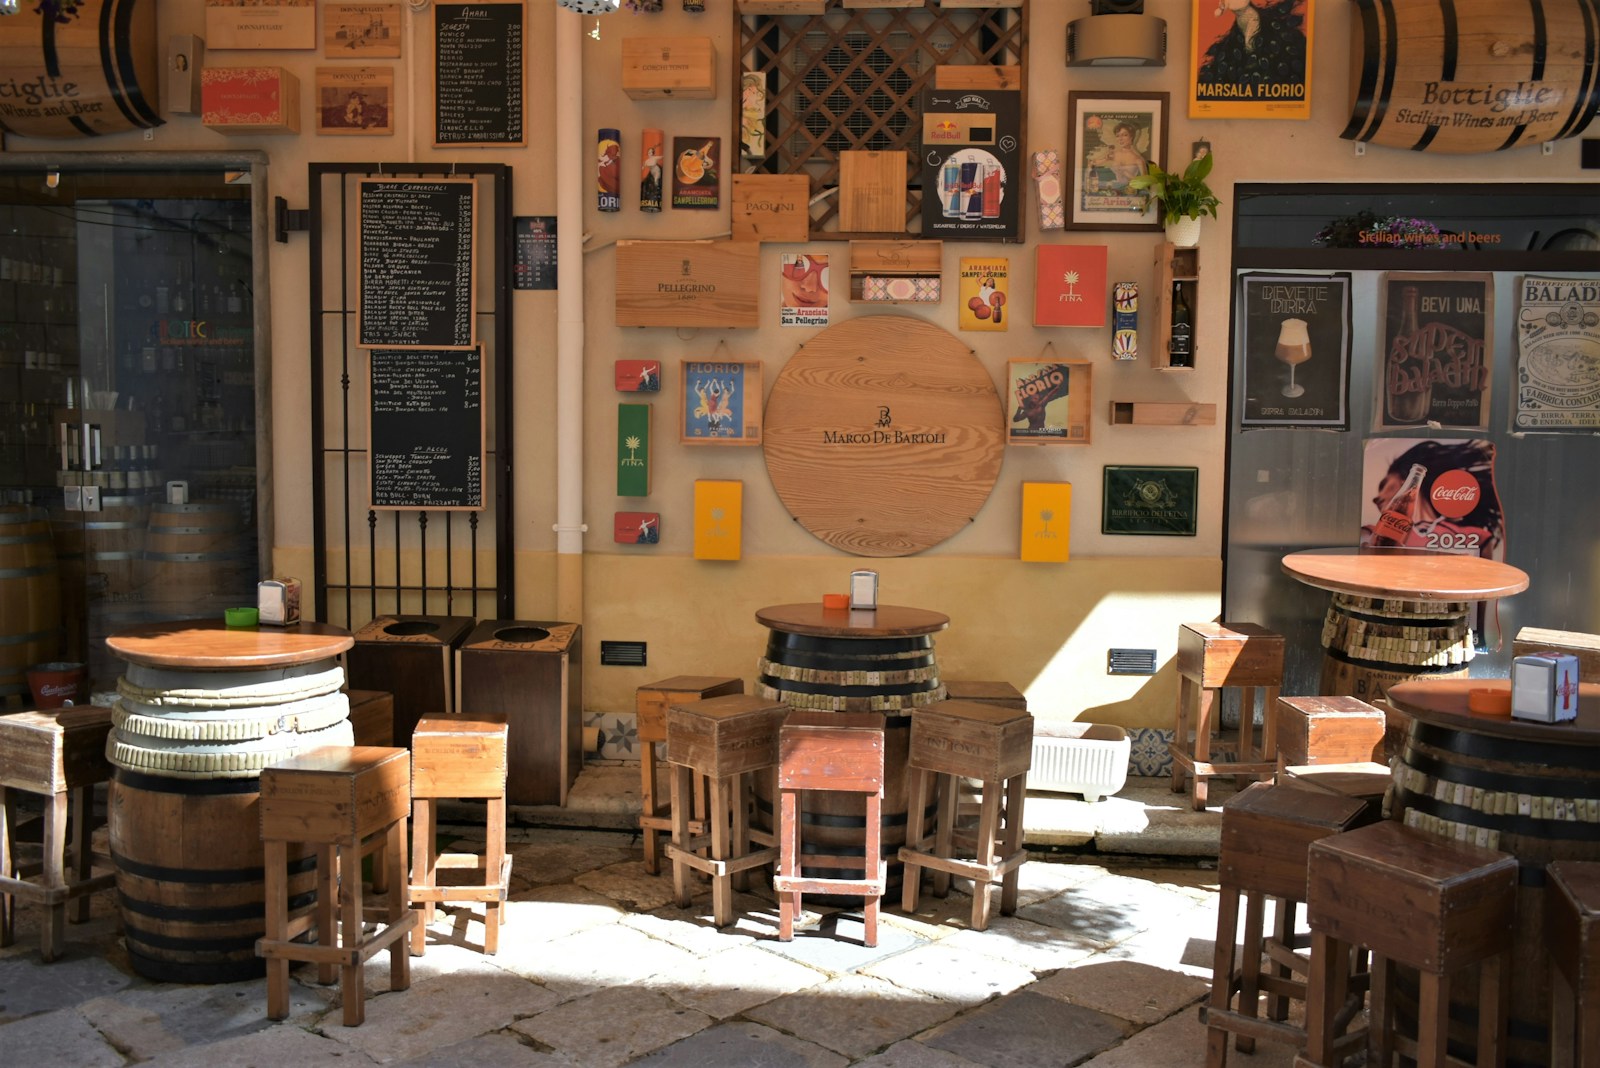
top-left (1034, 245), bottom-right (1107, 328)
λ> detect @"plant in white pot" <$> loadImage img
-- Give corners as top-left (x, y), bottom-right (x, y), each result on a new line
top-left (1127, 152), bottom-right (1220, 247)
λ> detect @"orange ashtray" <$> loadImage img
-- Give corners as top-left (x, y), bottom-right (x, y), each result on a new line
top-left (822, 593), bottom-right (849, 609)
top-left (1467, 687), bottom-right (1511, 717)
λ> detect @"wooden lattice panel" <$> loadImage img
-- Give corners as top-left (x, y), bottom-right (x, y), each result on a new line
top-left (735, 0), bottom-right (1027, 237)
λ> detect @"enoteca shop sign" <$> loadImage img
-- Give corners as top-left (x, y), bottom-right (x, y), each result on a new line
top-left (763, 316), bottom-right (1005, 557)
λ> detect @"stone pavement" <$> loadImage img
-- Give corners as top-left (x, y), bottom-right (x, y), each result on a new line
top-left (0, 777), bottom-right (1298, 1068)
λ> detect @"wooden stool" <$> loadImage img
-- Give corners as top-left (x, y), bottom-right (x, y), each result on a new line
top-left (1274, 695), bottom-right (1386, 775)
top-left (409, 715), bottom-right (511, 955)
top-left (0, 708), bottom-right (117, 961)
top-left (1172, 622), bottom-right (1284, 810)
top-left (1280, 762), bottom-right (1391, 826)
top-left (662, 694), bottom-right (785, 927)
top-left (1205, 782), bottom-right (1367, 1068)
top-left (257, 746), bottom-right (417, 1027)
top-left (636, 676), bottom-right (743, 874)
top-left (774, 711), bottom-right (886, 947)
top-left (1299, 820), bottom-right (1517, 1068)
top-left (346, 689), bottom-right (396, 748)
top-left (899, 700), bottom-right (1031, 931)
top-left (1547, 860), bottom-right (1600, 1067)
top-left (942, 680), bottom-right (1028, 711)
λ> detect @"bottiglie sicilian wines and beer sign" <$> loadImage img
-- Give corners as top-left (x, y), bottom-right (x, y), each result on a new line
top-left (1376, 273), bottom-right (1493, 432)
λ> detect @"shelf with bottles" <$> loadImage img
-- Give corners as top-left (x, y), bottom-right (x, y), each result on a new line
top-left (1150, 242), bottom-right (1198, 372)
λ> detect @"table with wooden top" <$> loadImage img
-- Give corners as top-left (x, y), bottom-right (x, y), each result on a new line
top-left (752, 603), bottom-right (950, 894)
top-left (1280, 547), bottom-right (1529, 709)
top-left (1381, 676), bottom-right (1600, 1066)
top-left (105, 619), bottom-right (354, 671)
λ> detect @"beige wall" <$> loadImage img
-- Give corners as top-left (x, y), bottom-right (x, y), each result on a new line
top-left (9, 0), bottom-right (1582, 724)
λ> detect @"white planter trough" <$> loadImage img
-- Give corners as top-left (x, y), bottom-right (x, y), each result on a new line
top-left (1030, 722), bottom-right (1130, 803)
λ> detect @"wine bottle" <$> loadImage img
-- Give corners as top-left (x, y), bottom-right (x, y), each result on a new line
top-left (1168, 281), bottom-right (1193, 368)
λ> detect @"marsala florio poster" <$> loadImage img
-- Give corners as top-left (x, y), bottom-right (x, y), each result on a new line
top-left (1189, 0), bottom-right (1313, 120)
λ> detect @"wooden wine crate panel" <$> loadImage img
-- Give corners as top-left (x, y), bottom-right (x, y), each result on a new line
top-left (909, 700), bottom-right (1032, 782)
top-left (730, 174), bottom-right (810, 243)
top-left (616, 241), bottom-right (761, 328)
top-left (664, 694), bottom-right (786, 779)
top-left (259, 747), bottom-right (410, 846)
top-left (1109, 402), bottom-right (1217, 426)
top-left (621, 37), bottom-right (716, 99)
top-left (839, 151), bottom-right (907, 233)
top-left (737, 0), bottom-right (826, 12)
top-left (933, 63), bottom-right (1022, 89)
top-left (1513, 627), bottom-right (1600, 682)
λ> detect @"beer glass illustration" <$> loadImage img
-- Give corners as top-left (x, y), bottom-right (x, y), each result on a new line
top-left (1274, 318), bottom-right (1311, 399)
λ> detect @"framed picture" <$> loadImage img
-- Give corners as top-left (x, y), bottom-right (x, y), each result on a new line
top-left (1376, 273), bottom-right (1493, 432)
top-left (1190, 0), bottom-right (1313, 120)
top-left (323, 2), bottom-right (403, 58)
top-left (681, 359), bottom-right (762, 445)
top-left (315, 67), bottom-right (395, 135)
top-left (1238, 272), bottom-right (1352, 430)
top-left (1101, 466), bottom-right (1198, 536)
top-left (1006, 358), bottom-right (1092, 445)
top-left (1064, 91), bottom-right (1167, 232)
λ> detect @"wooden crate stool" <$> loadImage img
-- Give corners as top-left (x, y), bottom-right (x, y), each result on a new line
top-left (663, 694), bottom-right (785, 928)
top-left (1299, 820), bottom-right (1517, 1068)
top-left (346, 689), bottom-right (396, 748)
top-left (636, 676), bottom-right (743, 874)
top-left (899, 700), bottom-right (1031, 931)
top-left (257, 746), bottom-right (416, 1027)
top-left (774, 711), bottom-right (887, 947)
top-left (0, 707), bottom-right (116, 961)
top-left (1280, 761), bottom-right (1392, 826)
top-left (409, 715), bottom-right (511, 955)
top-left (1274, 695), bottom-right (1386, 776)
top-left (1205, 782), bottom-right (1367, 1068)
top-left (941, 680), bottom-right (1028, 711)
top-left (1172, 622), bottom-right (1284, 810)
top-left (1547, 860), bottom-right (1600, 1067)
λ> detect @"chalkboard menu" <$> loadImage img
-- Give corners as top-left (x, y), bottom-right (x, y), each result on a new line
top-left (434, 0), bottom-right (524, 146)
top-left (369, 348), bottom-right (484, 510)
top-left (358, 178), bottom-right (476, 350)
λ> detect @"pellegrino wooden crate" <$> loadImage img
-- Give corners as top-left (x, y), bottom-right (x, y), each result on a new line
top-left (615, 240), bottom-right (760, 328)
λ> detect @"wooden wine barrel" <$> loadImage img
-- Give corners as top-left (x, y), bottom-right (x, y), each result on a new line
top-left (0, 506), bottom-right (61, 701)
top-left (1345, 0), bottom-right (1600, 152)
top-left (141, 502), bottom-right (254, 619)
top-left (1388, 717), bottom-right (1600, 1067)
top-left (50, 494), bottom-right (149, 600)
top-left (0, 0), bottom-right (162, 138)
top-left (107, 652), bottom-right (352, 982)
top-left (752, 623), bottom-right (948, 894)
top-left (1317, 594), bottom-right (1473, 703)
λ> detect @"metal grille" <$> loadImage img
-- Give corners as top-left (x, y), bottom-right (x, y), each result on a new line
top-left (306, 163), bottom-right (514, 628)
top-left (738, 0), bottom-right (1027, 236)
top-left (1107, 648), bottom-right (1158, 676)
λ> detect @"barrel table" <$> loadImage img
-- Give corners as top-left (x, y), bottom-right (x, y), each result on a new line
top-left (753, 603), bottom-right (949, 895)
top-left (1385, 677), bottom-right (1600, 1068)
top-left (104, 620), bottom-right (354, 982)
top-left (1281, 546), bottom-right (1528, 706)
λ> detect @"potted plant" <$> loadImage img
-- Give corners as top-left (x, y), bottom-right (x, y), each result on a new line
top-left (1127, 152), bottom-right (1220, 247)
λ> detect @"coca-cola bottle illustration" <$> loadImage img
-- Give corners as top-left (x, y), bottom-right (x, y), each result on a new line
top-left (1371, 463), bottom-right (1427, 547)
top-left (1385, 285), bottom-right (1432, 423)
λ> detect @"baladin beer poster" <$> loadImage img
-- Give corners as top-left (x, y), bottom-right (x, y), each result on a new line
top-left (1376, 273), bottom-right (1493, 433)
top-left (1514, 275), bottom-right (1600, 433)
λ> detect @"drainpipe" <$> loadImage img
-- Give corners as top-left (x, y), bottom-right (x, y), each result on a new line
top-left (553, 7), bottom-right (586, 620)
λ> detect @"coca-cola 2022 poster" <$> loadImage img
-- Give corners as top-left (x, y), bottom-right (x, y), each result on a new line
top-left (1376, 273), bottom-right (1493, 432)
top-left (1239, 272), bottom-right (1350, 429)
top-left (1359, 436), bottom-right (1507, 647)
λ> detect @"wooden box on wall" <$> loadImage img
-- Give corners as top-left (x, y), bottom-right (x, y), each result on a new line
top-left (346, 615), bottom-right (475, 746)
top-left (621, 36), bottom-right (716, 99)
top-left (616, 240), bottom-right (760, 328)
top-left (200, 66), bottom-right (300, 134)
top-left (456, 619), bottom-right (583, 807)
top-left (730, 174), bottom-right (810, 243)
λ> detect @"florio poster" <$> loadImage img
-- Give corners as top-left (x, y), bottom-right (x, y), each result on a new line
top-left (1514, 276), bottom-right (1600, 433)
top-left (1190, 0), bottom-right (1313, 120)
top-left (1376, 273), bottom-right (1493, 432)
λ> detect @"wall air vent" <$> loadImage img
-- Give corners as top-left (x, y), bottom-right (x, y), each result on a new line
top-left (791, 30), bottom-right (919, 157)
top-left (1107, 648), bottom-right (1157, 675)
top-left (600, 641), bottom-right (647, 667)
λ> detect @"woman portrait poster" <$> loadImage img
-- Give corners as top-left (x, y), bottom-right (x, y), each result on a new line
top-left (1064, 92), bottom-right (1166, 231)
top-left (1189, 0), bottom-right (1314, 120)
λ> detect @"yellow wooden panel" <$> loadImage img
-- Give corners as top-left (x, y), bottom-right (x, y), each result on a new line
top-left (694, 480), bottom-right (743, 560)
top-left (1020, 482), bottom-right (1071, 563)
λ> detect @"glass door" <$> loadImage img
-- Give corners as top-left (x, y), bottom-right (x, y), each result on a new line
top-left (0, 160), bottom-right (267, 702)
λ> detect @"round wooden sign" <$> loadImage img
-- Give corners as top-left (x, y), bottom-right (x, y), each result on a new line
top-left (763, 316), bottom-right (1005, 557)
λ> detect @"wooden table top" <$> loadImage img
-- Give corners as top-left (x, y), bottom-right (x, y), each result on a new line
top-left (755, 603), bottom-right (950, 639)
top-left (1386, 678), bottom-right (1600, 745)
top-left (106, 620), bottom-right (353, 670)
top-left (1281, 547), bottom-right (1529, 602)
